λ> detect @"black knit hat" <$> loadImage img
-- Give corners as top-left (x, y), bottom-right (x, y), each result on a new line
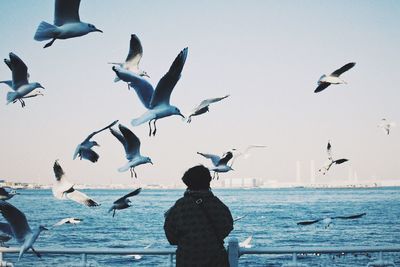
top-left (182, 165), bottom-right (212, 190)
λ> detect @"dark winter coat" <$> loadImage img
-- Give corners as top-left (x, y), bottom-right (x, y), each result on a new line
top-left (164, 189), bottom-right (233, 267)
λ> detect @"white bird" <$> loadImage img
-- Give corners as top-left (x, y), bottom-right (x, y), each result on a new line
top-left (0, 187), bottom-right (19, 200)
top-left (0, 52), bottom-right (44, 107)
top-left (129, 243), bottom-right (154, 260)
top-left (108, 188), bottom-right (141, 217)
top-left (73, 120), bottom-right (118, 163)
top-left (378, 118), bottom-right (396, 135)
top-left (314, 62), bottom-right (356, 93)
top-left (112, 47), bottom-right (188, 136)
top-left (297, 213), bottom-right (366, 228)
top-left (197, 151), bottom-right (234, 179)
top-left (34, 0), bottom-right (102, 48)
top-left (230, 145), bottom-right (267, 165)
top-left (318, 141), bottom-right (349, 175)
top-left (52, 160), bottom-right (100, 207)
top-left (109, 34), bottom-right (149, 85)
top-left (53, 217), bottom-right (83, 227)
top-left (185, 95), bottom-right (230, 123)
top-left (239, 236), bottom-right (253, 248)
top-left (110, 124), bottom-right (153, 178)
top-left (0, 200), bottom-right (48, 261)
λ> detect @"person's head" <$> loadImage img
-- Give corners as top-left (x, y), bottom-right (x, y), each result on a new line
top-left (182, 165), bottom-right (212, 190)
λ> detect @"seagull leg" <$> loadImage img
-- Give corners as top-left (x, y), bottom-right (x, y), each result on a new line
top-left (133, 168), bottom-right (138, 178)
top-left (112, 209), bottom-right (116, 218)
top-left (130, 168), bottom-right (134, 178)
top-left (44, 38), bottom-right (56, 48)
top-left (148, 120), bottom-right (152, 137)
top-left (31, 247), bottom-right (42, 258)
top-left (152, 120), bottom-right (157, 136)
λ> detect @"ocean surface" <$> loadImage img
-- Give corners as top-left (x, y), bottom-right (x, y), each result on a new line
top-left (1, 187), bottom-right (400, 266)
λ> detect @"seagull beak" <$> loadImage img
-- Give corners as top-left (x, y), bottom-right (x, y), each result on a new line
top-left (39, 85), bottom-right (45, 89)
top-left (150, 160), bottom-right (154, 165)
top-left (178, 112), bottom-right (185, 119)
top-left (43, 227), bottom-right (49, 231)
top-left (95, 28), bottom-right (103, 33)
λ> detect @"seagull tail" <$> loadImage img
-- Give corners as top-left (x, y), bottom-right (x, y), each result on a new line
top-left (6, 91), bottom-right (18, 104)
top-left (34, 21), bottom-right (57, 41)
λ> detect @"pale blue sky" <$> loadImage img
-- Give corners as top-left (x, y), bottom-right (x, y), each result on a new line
top-left (0, 1), bottom-right (399, 186)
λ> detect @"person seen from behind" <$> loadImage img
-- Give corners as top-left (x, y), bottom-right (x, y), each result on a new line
top-left (164, 165), bottom-right (234, 267)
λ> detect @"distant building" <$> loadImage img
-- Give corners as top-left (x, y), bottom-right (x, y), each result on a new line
top-left (222, 178), bottom-right (259, 188)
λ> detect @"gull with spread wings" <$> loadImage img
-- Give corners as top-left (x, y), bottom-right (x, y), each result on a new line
top-left (52, 160), bottom-right (100, 207)
top-left (314, 62), bottom-right (356, 93)
top-left (112, 47), bottom-right (188, 136)
top-left (319, 141), bottom-right (348, 175)
top-left (185, 94), bottom-right (230, 123)
top-left (34, 0), bottom-right (102, 48)
top-left (108, 188), bottom-right (142, 217)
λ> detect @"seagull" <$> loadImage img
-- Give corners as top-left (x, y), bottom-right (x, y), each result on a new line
top-left (52, 160), bottom-right (100, 207)
top-left (34, 0), bottom-right (103, 48)
top-left (197, 151), bottom-right (234, 179)
top-left (108, 188), bottom-right (141, 217)
top-left (112, 47), bottom-right (188, 136)
top-left (314, 62), bottom-right (356, 93)
top-left (73, 120), bottom-right (118, 163)
top-left (239, 236), bottom-right (253, 248)
top-left (0, 200), bottom-right (48, 261)
top-left (233, 215), bottom-right (247, 222)
top-left (185, 95), bottom-right (230, 123)
top-left (0, 187), bottom-right (19, 200)
top-left (53, 217), bottom-right (83, 227)
top-left (378, 118), bottom-right (396, 135)
top-left (128, 243), bottom-right (154, 260)
top-left (319, 141), bottom-right (348, 175)
top-left (109, 34), bottom-right (149, 86)
top-left (1, 53), bottom-right (44, 107)
top-left (230, 145), bottom-right (267, 166)
top-left (109, 124), bottom-right (153, 178)
top-left (297, 212), bottom-right (366, 228)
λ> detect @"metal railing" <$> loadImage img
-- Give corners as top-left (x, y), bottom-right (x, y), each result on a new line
top-left (228, 238), bottom-right (400, 267)
top-left (1, 239), bottom-right (399, 266)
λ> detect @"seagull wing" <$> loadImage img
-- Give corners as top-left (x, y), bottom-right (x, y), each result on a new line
top-left (314, 82), bottom-right (330, 93)
top-left (233, 215), bottom-right (247, 222)
top-left (125, 34), bottom-right (143, 69)
top-left (54, 0), bottom-right (81, 26)
top-left (331, 62), bottom-right (356, 77)
top-left (0, 222), bottom-right (13, 236)
top-left (0, 201), bottom-right (31, 243)
top-left (114, 188), bottom-right (142, 204)
top-left (197, 95), bottom-right (230, 110)
top-left (150, 47), bottom-right (188, 108)
top-left (0, 80), bottom-right (14, 89)
top-left (53, 218), bottom-right (70, 226)
top-left (0, 188), bottom-right (8, 196)
top-left (52, 160), bottom-right (75, 199)
top-left (79, 147), bottom-right (99, 163)
top-left (239, 236), bottom-right (252, 248)
top-left (326, 141), bottom-right (332, 160)
top-left (333, 158), bottom-right (348, 165)
top-left (119, 124), bottom-right (141, 160)
top-left (84, 120), bottom-right (119, 142)
top-left (110, 127), bottom-right (126, 149)
top-left (297, 219), bottom-right (322, 225)
top-left (332, 213), bottom-right (366, 220)
top-left (9, 53), bottom-right (28, 89)
top-left (66, 189), bottom-right (100, 207)
top-left (217, 152), bottom-right (233, 166)
top-left (123, 72), bottom-right (154, 109)
top-left (197, 152), bottom-right (221, 167)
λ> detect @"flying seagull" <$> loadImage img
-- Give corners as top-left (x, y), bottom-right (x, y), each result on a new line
top-left (297, 212), bottom-right (366, 228)
top-left (314, 62), bottom-right (356, 93)
top-left (110, 124), bottom-right (153, 178)
top-left (1, 53), bottom-right (44, 107)
top-left (112, 47), bottom-right (188, 136)
top-left (185, 95), bottom-right (230, 123)
top-left (34, 0), bottom-right (103, 48)
top-left (52, 160), bottom-right (100, 207)
top-left (239, 236), bottom-right (253, 248)
top-left (197, 151), bottom-right (234, 179)
top-left (319, 141), bottom-right (348, 175)
top-left (230, 145), bottom-right (267, 166)
top-left (378, 118), bottom-right (396, 135)
top-left (0, 200), bottom-right (48, 261)
top-left (0, 187), bottom-right (19, 200)
top-left (53, 217), bottom-right (83, 227)
top-left (108, 188), bottom-right (142, 217)
top-left (73, 120), bottom-right (118, 163)
top-left (109, 34), bottom-right (149, 86)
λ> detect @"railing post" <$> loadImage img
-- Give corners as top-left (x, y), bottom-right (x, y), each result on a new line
top-left (169, 253), bottom-right (174, 267)
top-left (228, 237), bottom-right (239, 267)
top-left (81, 253), bottom-right (87, 267)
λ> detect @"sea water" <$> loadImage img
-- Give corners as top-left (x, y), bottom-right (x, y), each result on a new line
top-left (2, 187), bottom-right (400, 266)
